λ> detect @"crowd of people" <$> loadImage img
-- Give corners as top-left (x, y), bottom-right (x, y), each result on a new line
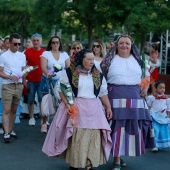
top-left (0, 33), bottom-right (170, 170)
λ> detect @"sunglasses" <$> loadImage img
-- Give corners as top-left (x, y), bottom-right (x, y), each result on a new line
top-left (32, 33), bottom-right (42, 38)
top-left (73, 47), bottom-right (80, 50)
top-left (12, 43), bottom-right (21, 46)
top-left (52, 41), bottom-right (60, 45)
top-left (93, 45), bottom-right (100, 48)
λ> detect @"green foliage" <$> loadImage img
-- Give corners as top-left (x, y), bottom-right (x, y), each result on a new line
top-left (0, 0), bottom-right (170, 50)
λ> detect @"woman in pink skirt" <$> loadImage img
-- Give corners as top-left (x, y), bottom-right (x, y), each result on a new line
top-left (42, 49), bottom-right (112, 170)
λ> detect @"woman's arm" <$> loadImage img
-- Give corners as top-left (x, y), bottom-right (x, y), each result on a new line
top-left (99, 95), bottom-right (112, 120)
top-left (41, 57), bottom-right (53, 79)
top-left (65, 58), bottom-right (70, 68)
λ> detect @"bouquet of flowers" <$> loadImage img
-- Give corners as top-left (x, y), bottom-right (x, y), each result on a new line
top-left (16, 65), bottom-right (38, 79)
top-left (60, 82), bottom-right (80, 126)
top-left (48, 63), bottom-right (62, 77)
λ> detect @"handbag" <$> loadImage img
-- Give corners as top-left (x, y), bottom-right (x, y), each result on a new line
top-left (41, 80), bottom-right (57, 116)
top-left (41, 92), bottom-right (56, 116)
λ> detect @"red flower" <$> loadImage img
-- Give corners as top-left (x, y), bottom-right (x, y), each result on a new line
top-left (93, 70), bottom-right (99, 75)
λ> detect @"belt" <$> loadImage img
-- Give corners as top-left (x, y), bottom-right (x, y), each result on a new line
top-left (10, 82), bottom-right (23, 85)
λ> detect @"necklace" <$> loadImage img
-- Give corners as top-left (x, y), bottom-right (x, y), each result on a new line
top-left (80, 69), bottom-right (91, 74)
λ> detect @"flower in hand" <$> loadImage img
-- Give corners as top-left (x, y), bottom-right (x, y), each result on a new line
top-left (53, 63), bottom-right (62, 72)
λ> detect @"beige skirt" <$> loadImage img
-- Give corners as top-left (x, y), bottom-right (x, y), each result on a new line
top-left (59, 128), bottom-right (106, 168)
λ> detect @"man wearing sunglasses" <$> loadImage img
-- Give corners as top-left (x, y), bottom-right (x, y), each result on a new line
top-left (0, 33), bottom-right (26, 143)
top-left (24, 33), bottom-right (45, 126)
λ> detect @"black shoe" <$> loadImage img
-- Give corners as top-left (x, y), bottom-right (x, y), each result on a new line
top-left (10, 131), bottom-right (18, 139)
top-left (69, 166), bottom-right (78, 170)
top-left (4, 133), bottom-right (11, 143)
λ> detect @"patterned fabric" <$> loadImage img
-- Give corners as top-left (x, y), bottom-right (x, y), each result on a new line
top-left (110, 99), bottom-right (148, 109)
top-left (70, 49), bottom-right (101, 89)
top-left (108, 84), bottom-right (155, 156)
top-left (112, 126), bottom-right (155, 156)
top-left (59, 128), bottom-right (106, 168)
top-left (42, 98), bottom-right (112, 160)
top-left (100, 34), bottom-right (143, 78)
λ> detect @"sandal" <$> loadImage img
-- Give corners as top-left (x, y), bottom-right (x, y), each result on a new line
top-left (112, 164), bottom-right (121, 170)
top-left (69, 166), bottom-right (78, 170)
top-left (85, 164), bottom-right (93, 170)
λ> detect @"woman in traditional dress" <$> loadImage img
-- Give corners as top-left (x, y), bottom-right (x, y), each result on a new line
top-left (101, 34), bottom-right (156, 170)
top-left (42, 49), bottom-right (112, 170)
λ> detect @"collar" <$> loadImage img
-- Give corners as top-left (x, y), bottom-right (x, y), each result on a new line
top-left (153, 94), bottom-right (167, 100)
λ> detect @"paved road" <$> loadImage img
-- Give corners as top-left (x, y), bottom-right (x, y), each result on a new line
top-left (0, 118), bottom-right (170, 170)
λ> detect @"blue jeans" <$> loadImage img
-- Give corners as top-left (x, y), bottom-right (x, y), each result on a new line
top-left (27, 82), bottom-right (42, 104)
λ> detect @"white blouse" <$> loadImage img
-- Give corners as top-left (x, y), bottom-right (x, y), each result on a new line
top-left (59, 70), bottom-right (108, 98)
top-left (94, 59), bottom-right (102, 73)
top-left (41, 51), bottom-right (69, 80)
top-left (107, 55), bottom-right (142, 85)
top-left (147, 95), bottom-right (170, 113)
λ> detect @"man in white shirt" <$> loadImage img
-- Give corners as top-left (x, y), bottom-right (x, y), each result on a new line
top-left (0, 33), bottom-right (26, 143)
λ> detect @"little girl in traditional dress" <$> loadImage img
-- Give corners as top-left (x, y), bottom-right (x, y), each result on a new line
top-left (147, 81), bottom-right (170, 151)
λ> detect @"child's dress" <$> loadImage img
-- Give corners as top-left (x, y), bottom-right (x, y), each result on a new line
top-left (147, 94), bottom-right (170, 148)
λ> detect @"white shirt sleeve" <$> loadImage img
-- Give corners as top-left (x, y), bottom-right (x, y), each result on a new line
top-left (98, 76), bottom-right (108, 97)
top-left (41, 51), bottom-right (48, 59)
top-left (166, 98), bottom-right (170, 111)
top-left (63, 52), bottom-right (70, 60)
top-left (147, 95), bottom-right (154, 107)
top-left (58, 70), bottom-right (70, 92)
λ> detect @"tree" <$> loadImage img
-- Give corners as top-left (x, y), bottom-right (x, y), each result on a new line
top-left (124, 0), bottom-right (170, 52)
top-left (0, 0), bottom-right (36, 50)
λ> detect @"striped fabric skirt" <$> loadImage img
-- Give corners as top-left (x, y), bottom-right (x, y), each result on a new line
top-left (108, 84), bottom-right (155, 157)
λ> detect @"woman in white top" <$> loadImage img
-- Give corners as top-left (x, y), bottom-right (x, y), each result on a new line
top-left (101, 34), bottom-right (156, 170)
top-left (42, 49), bottom-right (112, 170)
top-left (40, 36), bottom-right (70, 133)
top-left (92, 40), bottom-right (106, 73)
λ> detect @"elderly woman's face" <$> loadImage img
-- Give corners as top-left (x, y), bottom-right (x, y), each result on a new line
top-left (82, 52), bottom-right (94, 70)
top-left (117, 37), bottom-right (132, 57)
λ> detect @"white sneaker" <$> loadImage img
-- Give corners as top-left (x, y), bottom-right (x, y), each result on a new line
top-left (29, 118), bottom-right (36, 126)
top-left (152, 147), bottom-right (158, 152)
top-left (0, 128), bottom-right (4, 134)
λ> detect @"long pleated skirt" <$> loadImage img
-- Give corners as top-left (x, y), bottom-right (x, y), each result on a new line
top-left (42, 97), bottom-right (112, 168)
top-left (108, 84), bottom-right (155, 157)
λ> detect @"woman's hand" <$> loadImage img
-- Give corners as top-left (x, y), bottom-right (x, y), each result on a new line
top-left (23, 80), bottom-right (28, 88)
top-left (106, 107), bottom-right (112, 120)
top-left (65, 104), bottom-right (71, 114)
top-left (47, 74), bottom-right (54, 79)
top-left (140, 88), bottom-right (148, 97)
